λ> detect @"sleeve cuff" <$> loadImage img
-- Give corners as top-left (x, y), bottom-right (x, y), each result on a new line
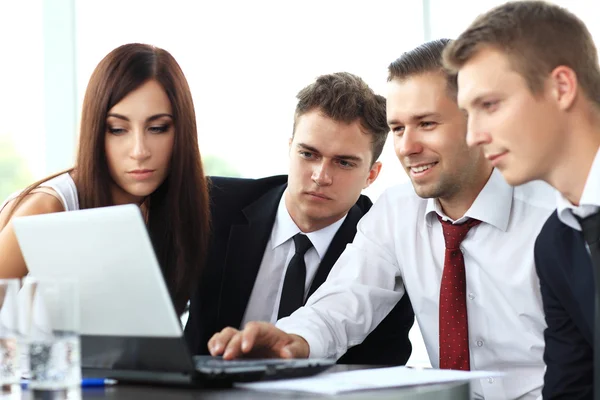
top-left (276, 318), bottom-right (328, 359)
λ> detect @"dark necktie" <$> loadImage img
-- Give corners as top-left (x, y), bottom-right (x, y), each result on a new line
top-left (577, 211), bottom-right (600, 398)
top-left (437, 215), bottom-right (481, 371)
top-left (277, 233), bottom-right (313, 319)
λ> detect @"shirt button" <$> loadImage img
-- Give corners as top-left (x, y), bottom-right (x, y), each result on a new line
top-left (468, 293), bottom-right (475, 300)
top-left (488, 377), bottom-right (495, 384)
top-left (476, 340), bottom-right (484, 347)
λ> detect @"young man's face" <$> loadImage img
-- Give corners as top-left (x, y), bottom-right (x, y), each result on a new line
top-left (387, 72), bottom-right (489, 202)
top-left (457, 47), bottom-right (564, 186)
top-left (286, 109), bottom-right (381, 232)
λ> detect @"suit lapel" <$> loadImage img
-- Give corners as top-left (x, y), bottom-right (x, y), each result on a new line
top-left (217, 184), bottom-right (286, 329)
top-left (556, 223), bottom-right (595, 342)
top-left (306, 204), bottom-right (363, 300)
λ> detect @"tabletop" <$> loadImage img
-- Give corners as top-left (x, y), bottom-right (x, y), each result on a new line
top-left (14, 365), bottom-right (471, 400)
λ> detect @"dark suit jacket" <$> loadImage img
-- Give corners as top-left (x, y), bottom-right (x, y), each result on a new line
top-left (535, 211), bottom-right (594, 399)
top-left (185, 175), bottom-right (414, 365)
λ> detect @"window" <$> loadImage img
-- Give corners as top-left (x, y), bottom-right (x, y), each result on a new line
top-left (0, 1), bottom-right (44, 201)
top-left (75, 1), bottom-right (423, 199)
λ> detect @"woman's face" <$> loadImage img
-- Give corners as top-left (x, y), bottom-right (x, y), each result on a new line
top-left (104, 79), bottom-right (175, 205)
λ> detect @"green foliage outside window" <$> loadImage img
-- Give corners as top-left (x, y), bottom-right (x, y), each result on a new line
top-left (202, 154), bottom-right (241, 178)
top-left (0, 135), bottom-right (32, 203)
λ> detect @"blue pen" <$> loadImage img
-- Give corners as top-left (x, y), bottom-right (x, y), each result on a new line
top-left (21, 378), bottom-right (118, 388)
top-left (81, 378), bottom-right (118, 388)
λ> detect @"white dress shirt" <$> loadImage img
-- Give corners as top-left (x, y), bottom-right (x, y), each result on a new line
top-left (556, 145), bottom-right (600, 229)
top-left (241, 190), bottom-right (346, 326)
top-left (277, 169), bottom-right (555, 400)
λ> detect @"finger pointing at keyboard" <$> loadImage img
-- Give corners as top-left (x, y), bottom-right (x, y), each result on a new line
top-left (208, 321), bottom-right (310, 360)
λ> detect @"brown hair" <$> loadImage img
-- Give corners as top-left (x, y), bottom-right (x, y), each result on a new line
top-left (10, 43), bottom-right (209, 315)
top-left (388, 39), bottom-right (456, 98)
top-left (293, 72), bottom-right (388, 164)
top-left (444, 1), bottom-right (600, 105)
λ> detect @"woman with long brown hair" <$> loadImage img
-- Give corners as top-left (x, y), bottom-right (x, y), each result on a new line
top-left (0, 43), bottom-right (209, 316)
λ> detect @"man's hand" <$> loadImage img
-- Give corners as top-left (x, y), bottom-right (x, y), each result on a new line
top-left (208, 321), bottom-right (310, 360)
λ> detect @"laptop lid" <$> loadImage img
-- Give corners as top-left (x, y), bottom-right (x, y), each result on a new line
top-left (13, 204), bottom-right (182, 338)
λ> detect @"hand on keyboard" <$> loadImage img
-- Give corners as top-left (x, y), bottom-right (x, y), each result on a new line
top-left (208, 321), bottom-right (310, 360)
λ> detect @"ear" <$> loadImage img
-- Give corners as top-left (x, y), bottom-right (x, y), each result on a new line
top-left (364, 161), bottom-right (382, 189)
top-left (288, 136), bottom-right (293, 152)
top-left (550, 66), bottom-right (578, 110)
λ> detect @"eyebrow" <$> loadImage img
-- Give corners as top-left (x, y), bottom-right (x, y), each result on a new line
top-left (297, 143), bottom-right (362, 162)
top-left (388, 112), bottom-right (441, 126)
top-left (465, 90), bottom-right (502, 109)
top-left (463, 95), bottom-right (484, 109)
top-left (106, 113), bottom-right (173, 123)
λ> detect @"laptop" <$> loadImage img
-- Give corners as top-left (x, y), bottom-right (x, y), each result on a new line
top-left (13, 204), bottom-right (334, 386)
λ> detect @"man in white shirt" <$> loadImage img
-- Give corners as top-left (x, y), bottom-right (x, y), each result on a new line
top-left (444, 1), bottom-right (600, 398)
top-left (185, 72), bottom-right (414, 365)
top-left (208, 39), bottom-right (554, 399)
top-left (208, 39), bottom-right (555, 400)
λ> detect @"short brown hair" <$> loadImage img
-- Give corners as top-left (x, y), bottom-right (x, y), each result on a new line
top-left (444, 1), bottom-right (600, 105)
top-left (388, 39), bottom-right (456, 98)
top-left (293, 72), bottom-right (388, 164)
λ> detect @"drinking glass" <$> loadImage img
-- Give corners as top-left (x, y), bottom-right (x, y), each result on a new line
top-left (20, 277), bottom-right (81, 390)
top-left (0, 279), bottom-right (20, 386)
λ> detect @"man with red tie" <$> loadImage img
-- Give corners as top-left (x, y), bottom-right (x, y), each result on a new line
top-left (208, 39), bottom-right (554, 399)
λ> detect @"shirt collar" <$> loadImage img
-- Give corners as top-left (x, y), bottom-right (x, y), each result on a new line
top-left (556, 145), bottom-right (600, 230)
top-left (425, 168), bottom-right (513, 230)
top-left (271, 189), bottom-right (347, 259)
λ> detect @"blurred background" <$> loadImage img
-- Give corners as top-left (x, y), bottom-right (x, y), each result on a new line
top-left (1, 0), bottom-right (597, 367)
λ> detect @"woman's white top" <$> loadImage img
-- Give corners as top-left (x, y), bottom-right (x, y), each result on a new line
top-left (0, 173), bottom-right (79, 213)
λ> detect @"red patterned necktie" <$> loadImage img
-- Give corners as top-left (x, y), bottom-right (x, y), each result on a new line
top-left (437, 215), bottom-right (481, 371)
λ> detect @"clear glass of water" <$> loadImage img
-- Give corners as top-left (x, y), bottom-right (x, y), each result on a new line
top-left (0, 278), bottom-right (20, 386)
top-left (20, 277), bottom-right (81, 390)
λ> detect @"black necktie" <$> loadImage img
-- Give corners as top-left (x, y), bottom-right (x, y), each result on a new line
top-left (577, 211), bottom-right (600, 398)
top-left (277, 234), bottom-right (313, 319)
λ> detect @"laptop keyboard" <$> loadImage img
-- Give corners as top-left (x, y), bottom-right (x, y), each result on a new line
top-left (192, 355), bottom-right (335, 380)
top-left (193, 355), bottom-right (335, 372)
top-left (195, 356), bottom-right (304, 370)
top-left (201, 358), bottom-right (297, 367)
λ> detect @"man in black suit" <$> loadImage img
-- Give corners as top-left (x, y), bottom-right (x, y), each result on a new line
top-left (185, 72), bottom-right (414, 365)
top-left (445, 2), bottom-right (600, 397)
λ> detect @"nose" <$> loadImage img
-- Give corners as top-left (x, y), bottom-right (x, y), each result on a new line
top-left (130, 130), bottom-right (151, 161)
top-left (311, 161), bottom-right (333, 187)
top-left (466, 116), bottom-right (492, 148)
top-left (395, 127), bottom-right (422, 158)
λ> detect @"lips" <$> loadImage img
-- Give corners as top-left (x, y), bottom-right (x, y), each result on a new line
top-left (306, 191), bottom-right (332, 200)
top-left (486, 151), bottom-right (508, 167)
top-left (409, 162), bottom-right (438, 174)
top-left (128, 169), bottom-right (155, 180)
